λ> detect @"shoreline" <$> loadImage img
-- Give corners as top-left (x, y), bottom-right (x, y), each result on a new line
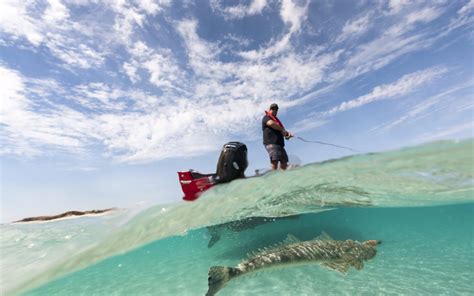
top-left (11, 208), bottom-right (118, 224)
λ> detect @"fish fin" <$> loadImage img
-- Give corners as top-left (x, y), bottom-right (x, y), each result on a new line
top-left (207, 233), bottom-right (221, 248)
top-left (206, 266), bottom-right (239, 296)
top-left (247, 250), bottom-right (262, 258)
top-left (269, 234), bottom-right (302, 249)
top-left (267, 234), bottom-right (301, 249)
top-left (247, 247), bottom-right (267, 258)
top-left (320, 262), bottom-right (350, 274)
top-left (314, 231), bottom-right (333, 241)
top-left (351, 259), bottom-right (364, 270)
top-left (283, 234), bottom-right (301, 244)
top-left (247, 234), bottom-right (301, 258)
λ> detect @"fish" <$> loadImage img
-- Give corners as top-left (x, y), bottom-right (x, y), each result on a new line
top-left (206, 232), bottom-right (381, 296)
top-left (206, 215), bottom-right (301, 248)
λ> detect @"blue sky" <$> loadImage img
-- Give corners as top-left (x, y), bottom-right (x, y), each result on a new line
top-left (1, 0), bottom-right (473, 222)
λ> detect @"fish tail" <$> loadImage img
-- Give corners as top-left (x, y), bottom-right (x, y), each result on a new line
top-left (206, 266), bottom-right (239, 296)
top-left (207, 233), bottom-right (221, 248)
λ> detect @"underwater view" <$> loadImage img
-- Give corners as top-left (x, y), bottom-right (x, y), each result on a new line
top-left (2, 1), bottom-right (473, 295)
top-left (2, 139), bottom-right (473, 295)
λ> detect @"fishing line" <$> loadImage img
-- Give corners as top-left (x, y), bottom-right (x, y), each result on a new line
top-left (295, 136), bottom-right (360, 152)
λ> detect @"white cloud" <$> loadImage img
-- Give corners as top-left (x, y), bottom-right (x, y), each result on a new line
top-left (0, 63), bottom-right (266, 162)
top-left (176, 19), bottom-right (238, 82)
top-left (450, 96), bottom-right (474, 113)
top-left (71, 83), bottom-right (128, 111)
top-left (374, 82), bottom-right (474, 132)
top-left (1, 0), bottom-right (171, 71)
top-left (0, 65), bottom-right (92, 156)
top-left (175, 17), bottom-right (340, 102)
top-left (340, 13), bottom-right (372, 39)
top-left (0, 0), bottom-right (107, 69)
top-left (123, 62), bottom-right (140, 83)
top-left (129, 41), bottom-right (152, 57)
top-left (291, 118), bottom-right (328, 133)
top-left (458, 0), bottom-right (474, 15)
top-left (110, 0), bottom-right (171, 44)
top-left (332, 4), bottom-right (445, 83)
top-left (406, 7), bottom-right (442, 25)
top-left (323, 67), bottom-right (447, 117)
top-left (0, 65), bottom-right (28, 116)
top-left (46, 35), bottom-right (105, 69)
top-left (43, 0), bottom-right (70, 24)
top-left (417, 122), bottom-right (474, 143)
top-left (247, 0), bottom-right (267, 14)
top-left (102, 15), bottom-right (340, 161)
top-left (239, 34), bottom-right (291, 60)
top-left (239, 0), bottom-right (309, 60)
top-left (64, 0), bottom-right (99, 5)
top-left (387, 0), bottom-right (412, 15)
top-left (112, 5), bottom-right (145, 43)
top-left (143, 52), bottom-right (185, 90)
top-left (0, 1), bottom-right (43, 45)
top-left (210, 0), bottom-right (268, 19)
top-left (280, 0), bottom-right (309, 34)
top-left (89, 97), bottom-right (264, 163)
top-left (178, 19), bottom-right (219, 62)
top-left (1, 1), bottom-right (471, 164)
top-left (383, 6), bottom-right (443, 37)
top-left (111, 17), bottom-right (344, 160)
top-left (135, 0), bottom-right (171, 15)
top-left (443, 0), bottom-right (474, 34)
top-left (380, 96), bottom-right (439, 131)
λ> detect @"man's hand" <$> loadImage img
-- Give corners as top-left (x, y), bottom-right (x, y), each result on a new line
top-left (283, 130), bottom-right (293, 139)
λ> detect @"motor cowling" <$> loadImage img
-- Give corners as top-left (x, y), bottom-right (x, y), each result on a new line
top-left (215, 142), bottom-right (248, 183)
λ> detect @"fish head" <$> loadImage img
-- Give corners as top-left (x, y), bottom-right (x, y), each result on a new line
top-left (359, 240), bottom-right (381, 260)
top-left (364, 240), bottom-right (381, 246)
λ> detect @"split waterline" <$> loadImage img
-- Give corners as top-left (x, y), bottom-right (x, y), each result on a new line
top-left (2, 139), bottom-right (473, 295)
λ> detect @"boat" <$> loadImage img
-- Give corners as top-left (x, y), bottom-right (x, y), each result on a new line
top-left (178, 142), bottom-right (248, 201)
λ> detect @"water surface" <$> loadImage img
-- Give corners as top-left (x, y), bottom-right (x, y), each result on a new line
top-left (2, 139), bottom-right (473, 295)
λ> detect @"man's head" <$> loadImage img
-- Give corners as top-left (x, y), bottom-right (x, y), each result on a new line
top-left (269, 103), bottom-right (279, 115)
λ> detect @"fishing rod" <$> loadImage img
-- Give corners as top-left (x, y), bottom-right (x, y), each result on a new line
top-left (292, 136), bottom-right (360, 153)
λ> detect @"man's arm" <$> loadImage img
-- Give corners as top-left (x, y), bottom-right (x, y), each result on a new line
top-left (266, 120), bottom-right (292, 137)
top-left (266, 120), bottom-right (284, 131)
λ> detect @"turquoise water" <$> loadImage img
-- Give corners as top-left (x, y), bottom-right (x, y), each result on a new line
top-left (2, 139), bottom-right (473, 295)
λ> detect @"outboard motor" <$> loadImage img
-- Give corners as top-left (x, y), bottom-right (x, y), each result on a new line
top-left (215, 142), bottom-right (248, 184)
top-left (178, 141), bottom-right (248, 201)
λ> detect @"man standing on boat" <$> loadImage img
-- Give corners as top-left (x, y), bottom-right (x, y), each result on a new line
top-left (262, 103), bottom-right (293, 170)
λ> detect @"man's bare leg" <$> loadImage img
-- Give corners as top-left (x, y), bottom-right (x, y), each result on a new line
top-left (280, 162), bottom-right (288, 170)
top-left (271, 161), bottom-right (278, 170)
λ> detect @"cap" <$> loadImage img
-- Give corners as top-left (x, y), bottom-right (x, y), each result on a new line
top-left (270, 103), bottom-right (279, 110)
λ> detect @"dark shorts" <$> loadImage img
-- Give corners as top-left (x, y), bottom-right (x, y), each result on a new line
top-left (265, 144), bottom-right (288, 163)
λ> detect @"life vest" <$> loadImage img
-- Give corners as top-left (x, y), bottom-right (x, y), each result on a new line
top-left (265, 110), bottom-right (285, 129)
